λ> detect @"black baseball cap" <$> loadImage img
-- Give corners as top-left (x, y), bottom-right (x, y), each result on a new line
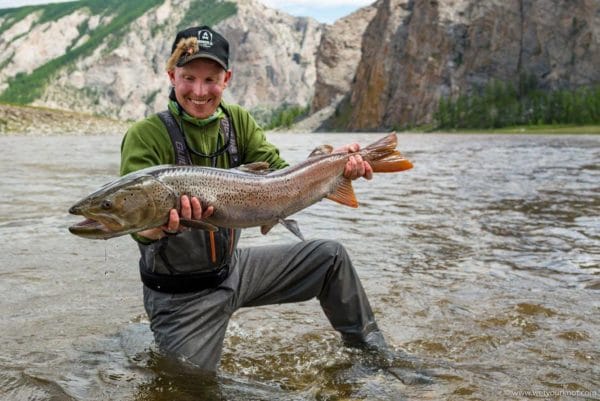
top-left (170, 26), bottom-right (229, 70)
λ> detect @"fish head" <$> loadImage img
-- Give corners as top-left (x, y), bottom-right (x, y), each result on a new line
top-left (68, 174), bottom-right (177, 239)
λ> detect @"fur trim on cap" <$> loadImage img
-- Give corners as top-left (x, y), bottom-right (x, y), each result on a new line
top-left (166, 37), bottom-right (199, 71)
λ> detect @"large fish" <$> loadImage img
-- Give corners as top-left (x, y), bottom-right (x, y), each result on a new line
top-left (68, 133), bottom-right (413, 240)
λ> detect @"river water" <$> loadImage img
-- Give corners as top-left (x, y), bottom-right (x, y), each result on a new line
top-left (0, 132), bottom-right (598, 401)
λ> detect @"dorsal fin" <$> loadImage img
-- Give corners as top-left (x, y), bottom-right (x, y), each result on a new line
top-left (236, 162), bottom-right (272, 174)
top-left (326, 177), bottom-right (358, 208)
top-left (308, 145), bottom-right (334, 158)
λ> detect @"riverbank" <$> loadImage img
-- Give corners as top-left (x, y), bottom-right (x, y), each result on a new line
top-left (0, 103), bottom-right (129, 135)
top-left (2, 102), bottom-right (598, 135)
top-left (454, 125), bottom-right (600, 134)
top-left (416, 124), bottom-right (600, 134)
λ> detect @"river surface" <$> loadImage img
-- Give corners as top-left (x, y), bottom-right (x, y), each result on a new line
top-left (0, 132), bottom-right (598, 401)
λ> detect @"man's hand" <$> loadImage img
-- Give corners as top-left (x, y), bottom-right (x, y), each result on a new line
top-left (335, 143), bottom-right (373, 180)
top-left (137, 195), bottom-right (214, 240)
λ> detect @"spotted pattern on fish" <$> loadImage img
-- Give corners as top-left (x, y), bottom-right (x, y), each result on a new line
top-left (68, 134), bottom-right (413, 239)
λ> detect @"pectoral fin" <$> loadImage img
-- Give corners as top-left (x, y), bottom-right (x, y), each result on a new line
top-left (180, 218), bottom-right (219, 232)
top-left (326, 177), bottom-right (359, 208)
top-left (261, 223), bottom-right (276, 235)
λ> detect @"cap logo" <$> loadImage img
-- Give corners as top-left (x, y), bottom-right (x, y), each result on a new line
top-left (197, 29), bottom-right (213, 49)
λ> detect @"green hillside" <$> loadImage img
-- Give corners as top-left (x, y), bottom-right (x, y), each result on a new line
top-left (0, 0), bottom-right (236, 105)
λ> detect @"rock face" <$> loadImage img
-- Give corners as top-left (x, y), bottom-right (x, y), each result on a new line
top-left (342, 0), bottom-right (600, 130)
top-left (40, 1), bottom-right (178, 121)
top-left (0, 0), bottom-right (322, 121)
top-left (311, 4), bottom-right (377, 113)
top-left (218, 0), bottom-right (322, 110)
top-left (0, 0), bottom-right (597, 131)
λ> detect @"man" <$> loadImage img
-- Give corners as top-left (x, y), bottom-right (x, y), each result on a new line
top-left (120, 26), bottom-right (389, 372)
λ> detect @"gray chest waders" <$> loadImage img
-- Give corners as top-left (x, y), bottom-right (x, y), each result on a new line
top-left (138, 110), bottom-right (241, 293)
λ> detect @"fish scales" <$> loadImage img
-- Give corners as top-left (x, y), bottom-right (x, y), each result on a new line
top-left (68, 134), bottom-right (413, 239)
top-left (154, 156), bottom-right (347, 228)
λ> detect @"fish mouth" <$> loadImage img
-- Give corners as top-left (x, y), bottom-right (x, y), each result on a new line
top-left (68, 207), bottom-right (126, 239)
top-left (68, 217), bottom-right (116, 239)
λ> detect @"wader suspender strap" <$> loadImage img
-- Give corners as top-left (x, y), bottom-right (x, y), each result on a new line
top-left (219, 116), bottom-right (240, 168)
top-left (156, 110), bottom-right (240, 168)
top-left (140, 110), bottom-right (239, 293)
top-left (157, 110), bottom-right (192, 165)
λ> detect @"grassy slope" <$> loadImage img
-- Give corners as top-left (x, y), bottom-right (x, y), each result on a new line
top-left (0, 0), bottom-right (237, 105)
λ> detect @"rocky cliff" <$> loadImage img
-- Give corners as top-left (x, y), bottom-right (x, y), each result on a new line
top-left (0, 0), bottom-right (597, 132)
top-left (219, 0), bottom-right (322, 111)
top-left (311, 4), bottom-right (377, 113)
top-left (0, 0), bottom-right (322, 122)
top-left (338, 0), bottom-right (600, 130)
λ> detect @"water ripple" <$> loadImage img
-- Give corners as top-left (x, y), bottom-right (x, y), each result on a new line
top-left (1, 133), bottom-right (599, 400)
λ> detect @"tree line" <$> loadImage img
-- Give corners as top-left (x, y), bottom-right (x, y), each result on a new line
top-left (264, 104), bottom-right (310, 130)
top-left (434, 77), bottom-right (600, 129)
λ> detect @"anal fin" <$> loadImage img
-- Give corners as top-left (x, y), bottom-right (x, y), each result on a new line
top-left (326, 178), bottom-right (359, 208)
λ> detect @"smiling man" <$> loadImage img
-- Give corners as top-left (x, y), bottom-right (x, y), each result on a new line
top-left (119, 26), bottom-right (389, 373)
top-left (165, 27), bottom-right (232, 119)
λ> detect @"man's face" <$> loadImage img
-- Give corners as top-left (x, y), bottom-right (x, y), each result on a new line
top-left (168, 58), bottom-right (232, 119)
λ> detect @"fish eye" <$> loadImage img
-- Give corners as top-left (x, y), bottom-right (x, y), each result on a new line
top-left (101, 200), bottom-right (113, 210)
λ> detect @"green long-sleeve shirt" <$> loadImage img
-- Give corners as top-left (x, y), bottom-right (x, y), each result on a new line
top-left (120, 101), bottom-right (288, 176)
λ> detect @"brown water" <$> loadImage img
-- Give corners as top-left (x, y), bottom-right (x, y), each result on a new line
top-left (0, 133), bottom-right (598, 401)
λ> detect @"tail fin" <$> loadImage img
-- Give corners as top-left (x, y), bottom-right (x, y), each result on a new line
top-left (361, 133), bottom-right (413, 173)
